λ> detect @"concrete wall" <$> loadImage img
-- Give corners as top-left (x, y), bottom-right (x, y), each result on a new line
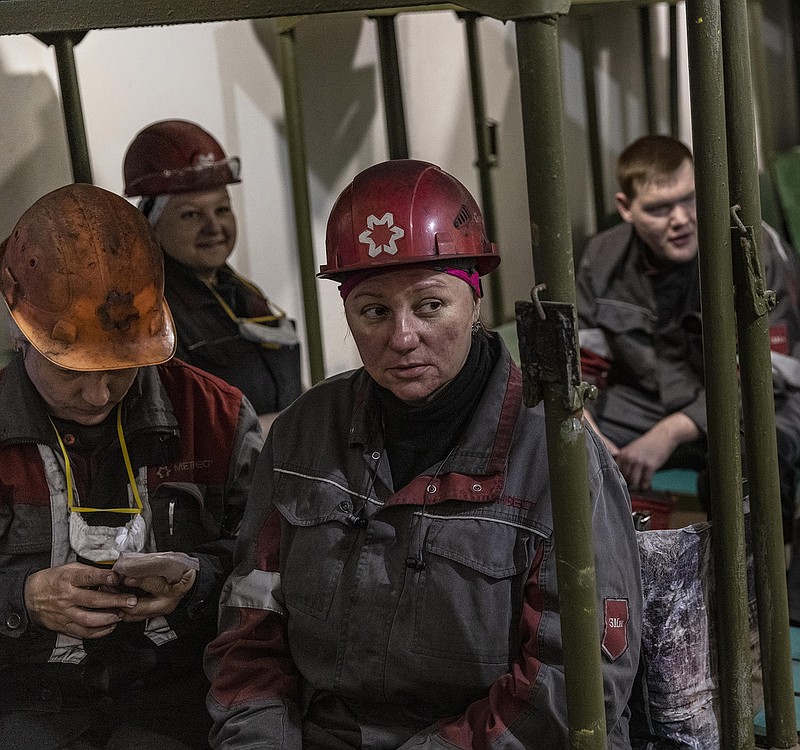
top-left (0, 2), bottom-right (796, 380)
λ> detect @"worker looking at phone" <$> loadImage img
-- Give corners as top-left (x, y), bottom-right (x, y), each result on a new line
top-left (0, 184), bottom-right (262, 750)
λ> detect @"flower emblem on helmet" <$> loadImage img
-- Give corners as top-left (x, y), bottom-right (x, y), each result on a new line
top-left (358, 213), bottom-right (405, 258)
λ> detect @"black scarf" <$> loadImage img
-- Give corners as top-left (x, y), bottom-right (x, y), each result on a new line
top-left (374, 331), bottom-right (497, 490)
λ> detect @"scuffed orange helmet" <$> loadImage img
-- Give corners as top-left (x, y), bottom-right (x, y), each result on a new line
top-left (319, 159), bottom-right (499, 281)
top-left (123, 119), bottom-right (241, 197)
top-left (1, 183), bottom-right (176, 371)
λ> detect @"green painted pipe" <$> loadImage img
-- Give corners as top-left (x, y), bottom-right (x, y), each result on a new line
top-left (37, 31), bottom-right (93, 184)
top-left (373, 14), bottom-right (409, 159)
top-left (793, 0), bottom-right (800, 132)
top-left (669, 3), bottom-right (680, 138)
top-left (577, 13), bottom-right (607, 232)
top-left (278, 26), bottom-right (325, 385)
top-left (515, 14), bottom-right (607, 749)
top-left (639, 6), bottom-right (657, 134)
top-left (747, 0), bottom-right (774, 165)
top-left (685, 0), bottom-right (755, 746)
top-left (721, 0), bottom-right (797, 745)
top-left (459, 12), bottom-right (504, 325)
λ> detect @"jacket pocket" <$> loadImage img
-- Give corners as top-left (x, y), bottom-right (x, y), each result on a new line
top-left (412, 517), bottom-right (533, 663)
top-left (274, 470), bottom-right (363, 620)
top-left (149, 482), bottom-right (222, 551)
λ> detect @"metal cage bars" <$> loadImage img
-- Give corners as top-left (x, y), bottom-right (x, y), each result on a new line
top-left (1, 0), bottom-right (798, 746)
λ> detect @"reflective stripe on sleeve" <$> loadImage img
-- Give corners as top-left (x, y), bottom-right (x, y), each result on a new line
top-left (225, 570), bottom-right (286, 616)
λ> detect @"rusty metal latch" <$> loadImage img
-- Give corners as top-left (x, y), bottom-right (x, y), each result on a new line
top-left (730, 204), bottom-right (776, 318)
top-left (515, 284), bottom-right (597, 412)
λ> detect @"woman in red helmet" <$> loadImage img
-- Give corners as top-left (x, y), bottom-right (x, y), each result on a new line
top-left (123, 119), bottom-right (302, 435)
top-left (205, 160), bottom-right (642, 749)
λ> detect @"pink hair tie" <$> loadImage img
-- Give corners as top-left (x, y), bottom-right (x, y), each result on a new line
top-left (339, 266), bottom-right (483, 300)
top-left (443, 268), bottom-right (482, 298)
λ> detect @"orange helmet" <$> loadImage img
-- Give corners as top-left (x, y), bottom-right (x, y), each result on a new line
top-left (123, 119), bottom-right (241, 197)
top-left (319, 159), bottom-right (499, 281)
top-left (0, 183), bottom-right (176, 371)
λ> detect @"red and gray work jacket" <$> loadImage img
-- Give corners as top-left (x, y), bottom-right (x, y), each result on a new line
top-left (206, 336), bottom-right (642, 750)
top-left (0, 355), bottom-right (262, 702)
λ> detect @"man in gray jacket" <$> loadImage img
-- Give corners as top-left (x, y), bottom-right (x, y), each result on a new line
top-left (576, 134), bottom-right (800, 551)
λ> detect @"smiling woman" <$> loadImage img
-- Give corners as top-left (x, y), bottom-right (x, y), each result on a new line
top-left (122, 119), bottom-right (302, 432)
top-left (152, 187), bottom-right (237, 281)
top-left (205, 159), bottom-right (644, 750)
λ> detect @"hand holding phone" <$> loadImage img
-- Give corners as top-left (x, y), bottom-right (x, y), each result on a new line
top-left (112, 551), bottom-right (199, 584)
top-left (112, 552), bottom-right (200, 622)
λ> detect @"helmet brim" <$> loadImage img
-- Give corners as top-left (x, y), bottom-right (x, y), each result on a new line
top-left (11, 301), bottom-right (177, 372)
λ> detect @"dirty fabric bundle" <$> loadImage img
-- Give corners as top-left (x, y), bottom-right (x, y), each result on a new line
top-left (630, 521), bottom-right (758, 749)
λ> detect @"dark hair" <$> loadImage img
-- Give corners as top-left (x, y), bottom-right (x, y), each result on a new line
top-left (616, 135), bottom-right (694, 201)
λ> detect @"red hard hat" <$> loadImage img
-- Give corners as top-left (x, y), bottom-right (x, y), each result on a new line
top-left (1, 183), bottom-right (176, 371)
top-left (123, 119), bottom-right (241, 197)
top-left (319, 159), bottom-right (499, 280)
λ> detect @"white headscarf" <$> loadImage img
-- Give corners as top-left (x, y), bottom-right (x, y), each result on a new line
top-left (138, 195), bottom-right (172, 226)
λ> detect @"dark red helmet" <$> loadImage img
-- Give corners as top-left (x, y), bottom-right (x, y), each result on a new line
top-left (319, 159), bottom-right (499, 280)
top-left (123, 119), bottom-right (241, 197)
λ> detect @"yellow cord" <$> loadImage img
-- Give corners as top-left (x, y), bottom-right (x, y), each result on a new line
top-left (49, 403), bottom-right (143, 514)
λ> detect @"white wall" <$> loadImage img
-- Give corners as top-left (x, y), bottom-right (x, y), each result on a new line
top-left (0, 2), bottom-right (796, 379)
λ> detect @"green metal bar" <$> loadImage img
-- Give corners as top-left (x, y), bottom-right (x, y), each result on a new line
top-left (721, 0), bottom-right (797, 745)
top-left (668, 2), bottom-right (680, 138)
top-left (0, 2), bottom-right (466, 35)
top-left (685, 1), bottom-right (754, 747)
top-left (459, 12), bottom-right (504, 325)
top-left (4, 0), bottom-right (668, 34)
top-left (36, 31), bottom-right (93, 184)
top-left (577, 13), bottom-right (607, 231)
top-left (793, 1), bottom-right (800, 132)
top-left (0, 1), bottom-right (691, 36)
top-left (278, 25), bottom-right (325, 384)
top-left (515, 14), bottom-right (607, 749)
top-left (373, 14), bottom-right (410, 159)
top-left (747, 0), bottom-right (774, 165)
top-left (639, 5), bottom-right (657, 134)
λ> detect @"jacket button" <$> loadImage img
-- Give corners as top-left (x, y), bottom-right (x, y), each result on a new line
top-left (339, 500), bottom-right (352, 513)
top-left (472, 484), bottom-right (482, 492)
top-left (40, 688), bottom-right (53, 701)
top-left (426, 484), bottom-right (437, 494)
top-left (5, 613), bottom-right (21, 629)
top-left (371, 452), bottom-right (381, 460)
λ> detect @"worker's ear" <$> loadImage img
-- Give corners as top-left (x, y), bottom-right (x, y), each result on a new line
top-left (614, 191), bottom-right (634, 224)
top-left (472, 296), bottom-right (481, 325)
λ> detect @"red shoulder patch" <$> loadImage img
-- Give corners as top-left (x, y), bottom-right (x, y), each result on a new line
top-left (770, 322), bottom-right (789, 354)
top-left (602, 598), bottom-right (630, 661)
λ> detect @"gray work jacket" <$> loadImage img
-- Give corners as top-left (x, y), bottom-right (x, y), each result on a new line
top-left (576, 221), bottom-right (800, 438)
top-left (206, 336), bottom-right (642, 749)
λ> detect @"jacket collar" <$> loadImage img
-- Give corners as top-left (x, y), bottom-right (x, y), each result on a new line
top-left (347, 333), bottom-right (521, 502)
